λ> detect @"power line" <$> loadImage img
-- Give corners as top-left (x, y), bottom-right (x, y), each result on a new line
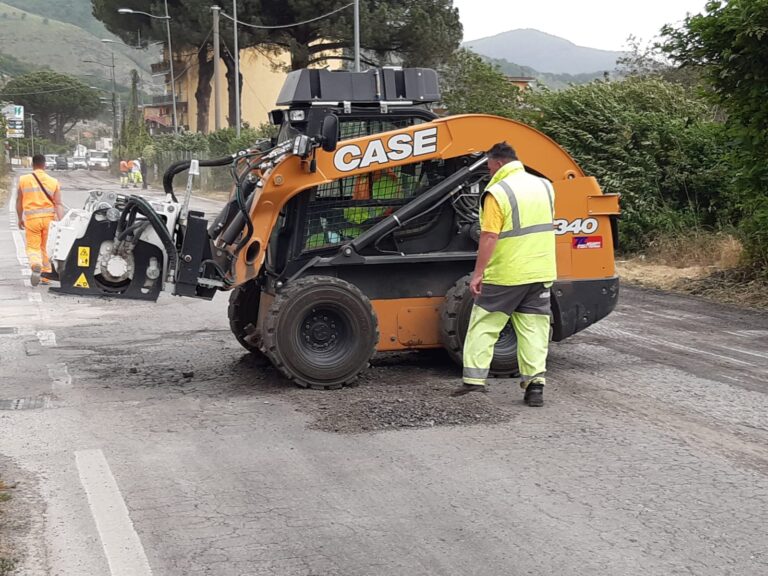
top-left (0, 85), bottom-right (84, 97)
top-left (220, 3), bottom-right (354, 30)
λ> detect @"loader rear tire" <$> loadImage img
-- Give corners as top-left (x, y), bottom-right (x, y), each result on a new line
top-left (228, 280), bottom-right (267, 358)
top-left (262, 276), bottom-right (378, 390)
top-left (439, 275), bottom-right (519, 378)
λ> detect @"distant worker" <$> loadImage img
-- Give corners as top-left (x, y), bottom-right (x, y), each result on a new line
top-left (453, 142), bottom-right (556, 407)
top-left (15, 154), bottom-right (64, 286)
top-left (131, 158), bottom-right (143, 188)
top-left (119, 159), bottom-right (129, 188)
top-left (139, 156), bottom-right (148, 189)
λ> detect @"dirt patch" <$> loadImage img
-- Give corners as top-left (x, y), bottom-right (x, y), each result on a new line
top-left (617, 259), bottom-right (711, 291)
top-left (0, 458), bottom-right (43, 576)
top-left (617, 259), bottom-right (768, 310)
top-left (617, 232), bottom-right (768, 308)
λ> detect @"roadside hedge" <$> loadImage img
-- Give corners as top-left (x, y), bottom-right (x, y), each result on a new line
top-left (511, 77), bottom-right (733, 253)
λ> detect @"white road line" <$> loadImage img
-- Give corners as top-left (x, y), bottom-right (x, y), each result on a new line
top-left (75, 449), bottom-right (153, 576)
top-left (48, 363), bottom-right (72, 390)
top-left (36, 330), bottom-right (56, 347)
top-left (12, 230), bottom-right (28, 265)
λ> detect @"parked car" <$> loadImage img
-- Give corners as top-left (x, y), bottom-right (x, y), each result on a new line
top-left (66, 157), bottom-right (74, 170)
top-left (55, 156), bottom-right (68, 171)
top-left (73, 156), bottom-right (88, 170)
top-left (44, 154), bottom-right (57, 170)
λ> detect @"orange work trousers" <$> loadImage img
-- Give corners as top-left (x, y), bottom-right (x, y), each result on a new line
top-left (24, 216), bottom-right (54, 272)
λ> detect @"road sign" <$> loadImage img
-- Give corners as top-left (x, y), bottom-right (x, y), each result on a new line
top-left (1, 104), bottom-right (23, 120)
top-left (3, 103), bottom-right (25, 138)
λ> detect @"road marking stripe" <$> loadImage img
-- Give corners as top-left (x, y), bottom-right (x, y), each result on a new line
top-left (12, 230), bottom-right (28, 265)
top-left (75, 450), bottom-right (153, 576)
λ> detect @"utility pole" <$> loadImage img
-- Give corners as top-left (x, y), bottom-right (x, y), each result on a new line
top-left (212, 5), bottom-right (222, 132)
top-left (354, 0), bottom-right (360, 72)
top-left (110, 51), bottom-right (118, 145)
top-left (233, 0), bottom-right (241, 136)
top-left (28, 113), bottom-right (34, 155)
top-left (164, 0), bottom-right (179, 134)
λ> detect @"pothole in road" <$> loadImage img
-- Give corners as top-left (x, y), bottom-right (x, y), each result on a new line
top-left (79, 335), bottom-right (518, 433)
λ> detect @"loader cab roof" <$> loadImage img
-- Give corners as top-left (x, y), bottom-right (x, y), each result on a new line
top-left (270, 67), bottom-right (441, 143)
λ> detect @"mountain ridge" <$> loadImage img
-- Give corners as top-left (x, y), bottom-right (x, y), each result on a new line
top-left (463, 28), bottom-right (625, 74)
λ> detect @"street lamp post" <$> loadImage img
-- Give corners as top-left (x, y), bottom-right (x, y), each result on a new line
top-left (28, 113), bottom-right (34, 155)
top-left (83, 52), bottom-right (118, 145)
top-left (118, 3), bottom-right (178, 134)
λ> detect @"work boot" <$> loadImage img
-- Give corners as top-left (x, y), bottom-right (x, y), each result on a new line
top-left (30, 264), bottom-right (41, 287)
top-left (451, 383), bottom-right (488, 397)
top-left (523, 382), bottom-right (544, 407)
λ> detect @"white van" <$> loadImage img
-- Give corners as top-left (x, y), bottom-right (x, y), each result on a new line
top-left (86, 150), bottom-right (110, 170)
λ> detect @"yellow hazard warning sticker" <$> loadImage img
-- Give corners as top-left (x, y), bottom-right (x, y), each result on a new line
top-left (77, 246), bottom-right (90, 267)
top-left (74, 273), bottom-right (90, 289)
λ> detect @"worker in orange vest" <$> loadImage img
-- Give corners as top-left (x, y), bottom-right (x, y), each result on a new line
top-left (15, 154), bottom-right (64, 286)
top-left (119, 159), bottom-right (130, 188)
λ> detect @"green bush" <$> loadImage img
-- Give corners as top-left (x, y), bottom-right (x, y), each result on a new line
top-left (512, 77), bottom-right (733, 252)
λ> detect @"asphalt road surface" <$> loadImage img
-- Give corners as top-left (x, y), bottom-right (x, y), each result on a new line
top-left (1, 169), bottom-right (767, 576)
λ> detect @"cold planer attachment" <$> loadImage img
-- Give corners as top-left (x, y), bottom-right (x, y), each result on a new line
top-left (48, 183), bottom-right (218, 301)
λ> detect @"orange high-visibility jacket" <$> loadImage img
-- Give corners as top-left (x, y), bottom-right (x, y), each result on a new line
top-left (120, 160), bottom-right (129, 172)
top-left (18, 170), bottom-right (59, 220)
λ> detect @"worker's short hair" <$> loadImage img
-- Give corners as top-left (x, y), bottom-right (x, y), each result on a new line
top-left (32, 154), bottom-right (45, 168)
top-left (487, 142), bottom-right (518, 163)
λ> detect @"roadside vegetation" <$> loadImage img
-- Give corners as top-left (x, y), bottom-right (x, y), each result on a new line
top-left (0, 476), bottom-right (16, 576)
top-left (441, 1), bottom-right (768, 306)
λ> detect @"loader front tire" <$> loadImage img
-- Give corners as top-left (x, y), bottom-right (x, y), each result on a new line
top-left (262, 277), bottom-right (378, 390)
top-left (439, 275), bottom-right (519, 377)
top-left (228, 280), bottom-right (266, 357)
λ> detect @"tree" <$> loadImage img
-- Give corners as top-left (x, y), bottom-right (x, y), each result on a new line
top-left (92, 1), bottom-right (463, 132)
top-left (93, 0), bottom-right (271, 132)
top-left (0, 71), bottom-right (101, 143)
top-left (439, 49), bottom-right (520, 117)
top-left (661, 0), bottom-right (768, 271)
top-left (243, 0), bottom-right (462, 70)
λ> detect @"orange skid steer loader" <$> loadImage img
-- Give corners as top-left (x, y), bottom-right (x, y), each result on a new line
top-left (49, 68), bottom-right (620, 389)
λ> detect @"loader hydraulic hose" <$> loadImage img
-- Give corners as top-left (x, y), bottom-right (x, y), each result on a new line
top-left (162, 155), bottom-right (234, 201)
top-left (119, 196), bottom-right (180, 278)
top-left (350, 155), bottom-right (488, 253)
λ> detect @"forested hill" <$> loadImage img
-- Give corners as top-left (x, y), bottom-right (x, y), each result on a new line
top-left (464, 28), bottom-right (625, 74)
top-left (0, 0), bottom-right (156, 86)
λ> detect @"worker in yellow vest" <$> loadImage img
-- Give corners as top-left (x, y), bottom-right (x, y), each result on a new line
top-left (15, 154), bottom-right (64, 286)
top-left (453, 142), bottom-right (556, 407)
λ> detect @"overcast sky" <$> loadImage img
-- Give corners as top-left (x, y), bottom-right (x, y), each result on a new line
top-left (453, 0), bottom-right (709, 50)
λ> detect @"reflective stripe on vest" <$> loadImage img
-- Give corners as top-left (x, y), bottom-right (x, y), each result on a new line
top-left (495, 180), bottom-right (554, 238)
top-left (24, 207), bottom-right (55, 216)
top-left (480, 168), bottom-right (557, 286)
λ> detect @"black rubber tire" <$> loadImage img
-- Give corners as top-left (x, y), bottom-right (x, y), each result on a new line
top-left (261, 276), bottom-right (379, 390)
top-left (439, 275), bottom-right (519, 377)
top-left (228, 280), bottom-right (267, 357)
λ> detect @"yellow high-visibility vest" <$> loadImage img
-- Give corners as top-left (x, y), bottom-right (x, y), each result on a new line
top-left (480, 161), bottom-right (556, 286)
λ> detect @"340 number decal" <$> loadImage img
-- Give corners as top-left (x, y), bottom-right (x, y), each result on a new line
top-left (554, 218), bottom-right (598, 235)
